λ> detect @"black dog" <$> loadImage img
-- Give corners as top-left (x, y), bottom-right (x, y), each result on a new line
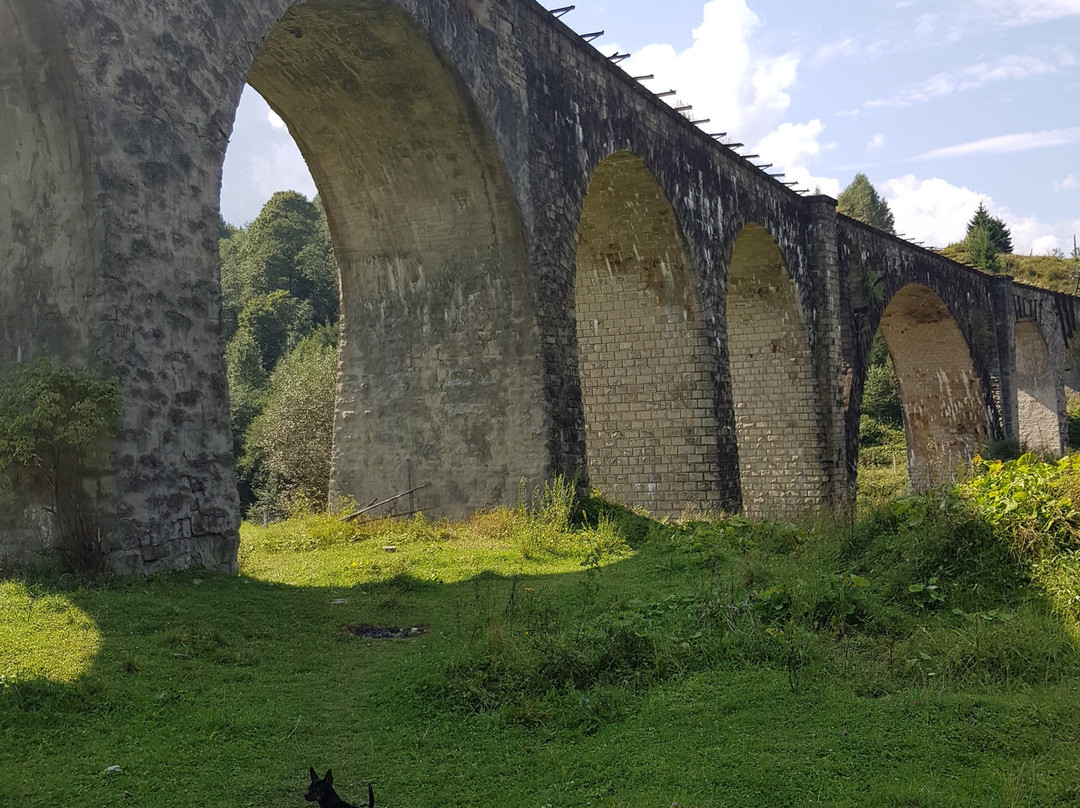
top-left (305, 768), bottom-right (374, 808)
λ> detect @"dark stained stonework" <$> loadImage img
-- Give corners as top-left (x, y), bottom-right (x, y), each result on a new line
top-left (3, 0), bottom-right (1078, 573)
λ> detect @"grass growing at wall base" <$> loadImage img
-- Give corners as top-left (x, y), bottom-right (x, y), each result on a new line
top-left (3, 474), bottom-right (1080, 807)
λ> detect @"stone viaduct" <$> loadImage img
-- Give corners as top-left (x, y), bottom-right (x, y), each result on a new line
top-left (3, 0), bottom-right (1080, 574)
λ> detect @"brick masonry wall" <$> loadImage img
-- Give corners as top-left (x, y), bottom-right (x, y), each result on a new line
top-left (878, 284), bottom-right (989, 490)
top-left (1014, 319), bottom-right (1061, 455)
top-left (726, 224), bottom-right (824, 517)
top-left (575, 152), bottom-right (721, 517)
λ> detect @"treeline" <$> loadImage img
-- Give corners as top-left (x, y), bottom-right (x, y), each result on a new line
top-left (219, 191), bottom-right (340, 517)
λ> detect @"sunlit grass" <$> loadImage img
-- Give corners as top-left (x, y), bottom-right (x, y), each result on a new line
top-left (3, 474), bottom-right (1080, 806)
top-left (0, 580), bottom-right (100, 683)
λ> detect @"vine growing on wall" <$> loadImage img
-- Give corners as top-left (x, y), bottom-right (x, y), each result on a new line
top-left (0, 358), bottom-right (119, 574)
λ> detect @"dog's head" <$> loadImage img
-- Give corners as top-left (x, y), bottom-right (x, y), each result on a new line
top-left (305, 767), bottom-right (334, 803)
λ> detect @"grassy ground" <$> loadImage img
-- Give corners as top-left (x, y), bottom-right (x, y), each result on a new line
top-left (1000, 254), bottom-right (1079, 294)
top-left (3, 481), bottom-right (1080, 807)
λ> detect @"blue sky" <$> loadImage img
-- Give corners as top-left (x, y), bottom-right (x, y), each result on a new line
top-left (221, 0), bottom-right (1080, 254)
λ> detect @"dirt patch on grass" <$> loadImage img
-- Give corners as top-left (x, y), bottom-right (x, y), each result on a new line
top-left (344, 623), bottom-right (431, 640)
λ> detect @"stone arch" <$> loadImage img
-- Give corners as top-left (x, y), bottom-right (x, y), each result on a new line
top-left (0, 0), bottom-right (108, 562)
top-left (878, 284), bottom-right (989, 490)
top-left (242, 0), bottom-right (547, 515)
top-left (574, 151), bottom-right (721, 516)
top-left (725, 223), bottom-right (822, 518)
top-left (0, 0), bottom-right (102, 367)
top-left (1014, 319), bottom-right (1062, 455)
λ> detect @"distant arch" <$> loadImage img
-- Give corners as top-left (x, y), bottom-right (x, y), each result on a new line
top-left (878, 283), bottom-right (989, 489)
top-left (725, 223), bottom-right (822, 517)
top-left (1014, 319), bottom-right (1062, 455)
top-left (242, 0), bottom-right (547, 515)
top-left (574, 151), bottom-right (721, 516)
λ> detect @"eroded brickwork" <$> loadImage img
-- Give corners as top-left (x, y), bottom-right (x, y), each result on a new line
top-left (726, 224), bottom-right (823, 517)
top-left (575, 152), bottom-right (721, 517)
top-left (1014, 319), bottom-right (1061, 455)
top-left (879, 285), bottom-right (989, 489)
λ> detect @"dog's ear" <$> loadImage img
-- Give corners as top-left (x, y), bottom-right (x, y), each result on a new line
top-left (309, 767), bottom-right (319, 782)
top-left (324, 769), bottom-right (333, 785)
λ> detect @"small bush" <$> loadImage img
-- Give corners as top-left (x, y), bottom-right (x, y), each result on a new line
top-left (962, 453), bottom-right (1080, 561)
top-left (0, 359), bottom-right (119, 574)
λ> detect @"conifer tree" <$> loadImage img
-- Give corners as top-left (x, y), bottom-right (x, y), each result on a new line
top-left (837, 173), bottom-right (896, 235)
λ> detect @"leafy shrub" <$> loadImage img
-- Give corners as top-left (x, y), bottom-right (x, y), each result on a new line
top-left (0, 359), bottom-right (119, 574)
top-left (961, 453), bottom-right (1080, 561)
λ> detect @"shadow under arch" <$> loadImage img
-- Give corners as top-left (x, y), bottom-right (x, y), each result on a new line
top-left (573, 151), bottom-right (722, 517)
top-left (877, 283), bottom-right (989, 490)
top-left (241, 0), bottom-right (547, 516)
top-left (1014, 319), bottom-right (1063, 455)
top-left (725, 223), bottom-right (822, 518)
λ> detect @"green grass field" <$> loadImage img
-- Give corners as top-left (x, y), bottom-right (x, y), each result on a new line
top-left (3, 477), bottom-right (1080, 807)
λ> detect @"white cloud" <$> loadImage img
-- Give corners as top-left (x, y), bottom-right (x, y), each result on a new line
top-left (914, 127), bottom-right (1080, 160)
top-left (250, 141), bottom-right (317, 203)
top-left (866, 53), bottom-right (1069, 108)
top-left (882, 175), bottom-right (990, 247)
top-left (882, 174), bottom-right (1078, 254)
top-left (1055, 174), bottom-right (1080, 191)
top-left (973, 0), bottom-right (1080, 26)
top-left (755, 119), bottom-right (830, 166)
top-left (1030, 234), bottom-right (1061, 255)
top-left (621, 0), bottom-right (799, 147)
top-left (752, 119), bottom-right (839, 195)
top-left (867, 133), bottom-right (885, 152)
top-left (267, 109), bottom-right (286, 130)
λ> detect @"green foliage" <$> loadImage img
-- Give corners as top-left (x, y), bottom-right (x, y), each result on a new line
top-left (862, 362), bottom-right (903, 428)
top-left (966, 202), bottom-right (1013, 255)
top-left (837, 173), bottom-right (896, 234)
top-left (964, 221), bottom-right (1002, 273)
top-left (0, 359), bottom-right (119, 572)
top-left (575, 493), bottom-right (659, 548)
top-left (998, 251), bottom-right (1080, 293)
top-left (6, 480), bottom-right (1080, 806)
top-left (227, 191), bottom-right (338, 322)
top-left (860, 331), bottom-right (904, 452)
top-left (243, 327), bottom-right (338, 518)
top-left (1068, 395), bottom-right (1080, 449)
top-left (961, 453), bottom-right (1080, 561)
top-left (944, 203), bottom-right (1014, 273)
top-left (219, 192), bottom-right (341, 515)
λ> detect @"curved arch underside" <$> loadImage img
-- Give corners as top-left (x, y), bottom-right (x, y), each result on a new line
top-left (1014, 319), bottom-right (1062, 455)
top-left (879, 284), bottom-right (989, 490)
top-left (575, 152), bottom-right (721, 516)
top-left (249, 0), bottom-right (547, 514)
top-left (726, 224), bottom-right (822, 518)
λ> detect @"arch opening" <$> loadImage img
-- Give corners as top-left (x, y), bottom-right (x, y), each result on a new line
top-left (574, 151), bottom-right (721, 517)
top-left (233, 0), bottom-right (547, 516)
top-left (725, 224), bottom-right (822, 518)
top-left (877, 283), bottom-right (989, 490)
top-left (1014, 319), bottom-right (1062, 455)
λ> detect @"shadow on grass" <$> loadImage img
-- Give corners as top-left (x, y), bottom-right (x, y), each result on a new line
top-left (3, 510), bottom-right (1080, 808)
